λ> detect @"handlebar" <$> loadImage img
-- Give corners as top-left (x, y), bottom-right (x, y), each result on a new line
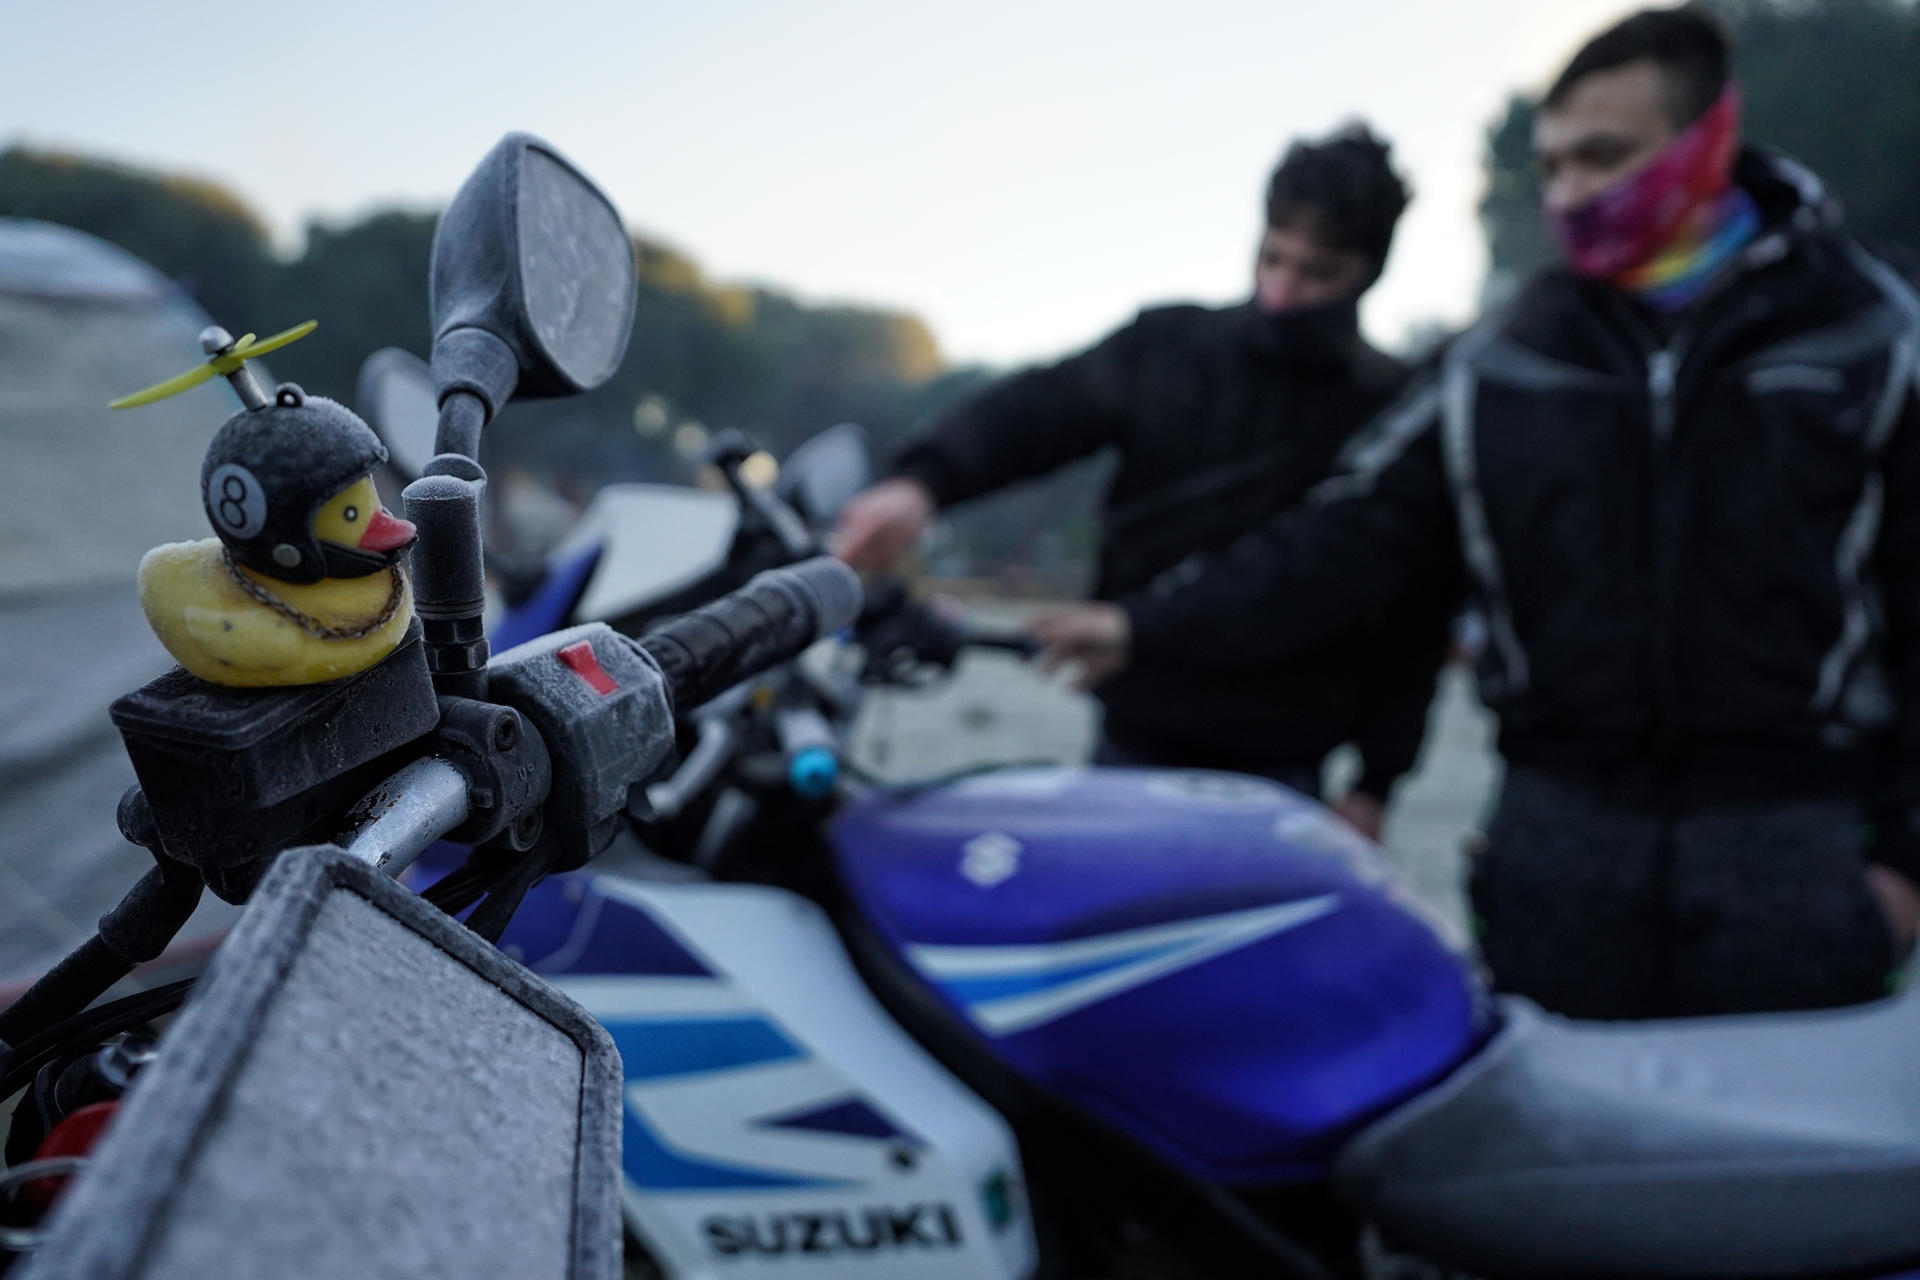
top-left (352, 560), bottom-right (860, 866)
top-left (639, 559), bottom-right (861, 714)
top-left (856, 583), bottom-right (1041, 682)
top-left (339, 758), bottom-right (472, 876)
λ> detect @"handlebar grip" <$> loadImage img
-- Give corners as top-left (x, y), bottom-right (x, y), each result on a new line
top-left (640, 558), bottom-right (862, 712)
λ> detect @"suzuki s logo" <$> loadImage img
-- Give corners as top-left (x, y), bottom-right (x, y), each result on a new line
top-left (960, 832), bottom-right (1022, 888)
top-left (703, 1203), bottom-right (963, 1257)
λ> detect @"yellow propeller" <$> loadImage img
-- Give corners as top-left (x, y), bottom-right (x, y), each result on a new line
top-left (110, 320), bottom-right (318, 410)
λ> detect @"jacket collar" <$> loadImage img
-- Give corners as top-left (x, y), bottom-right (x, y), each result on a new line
top-left (1734, 147), bottom-right (1841, 269)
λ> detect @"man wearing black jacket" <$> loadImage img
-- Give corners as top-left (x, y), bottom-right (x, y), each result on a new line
top-left (1035, 7), bottom-right (1920, 1018)
top-left (837, 127), bottom-right (1448, 837)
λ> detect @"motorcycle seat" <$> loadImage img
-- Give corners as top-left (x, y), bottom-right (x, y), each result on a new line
top-left (1334, 988), bottom-right (1920, 1278)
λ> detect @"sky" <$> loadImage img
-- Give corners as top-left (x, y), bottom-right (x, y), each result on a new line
top-left (2, 0), bottom-right (1641, 366)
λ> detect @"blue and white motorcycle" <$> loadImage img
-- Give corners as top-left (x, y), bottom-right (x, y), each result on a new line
top-left (364, 381), bottom-right (1920, 1280)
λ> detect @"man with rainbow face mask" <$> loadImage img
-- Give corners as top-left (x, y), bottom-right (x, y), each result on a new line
top-left (1030, 6), bottom-right (1920, 1020)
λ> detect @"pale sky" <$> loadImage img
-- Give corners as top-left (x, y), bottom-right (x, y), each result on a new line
top-left (2, 0), bottom-right (1639, 365)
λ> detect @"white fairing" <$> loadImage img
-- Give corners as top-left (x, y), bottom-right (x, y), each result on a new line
top-left (553, 880), bottom-right (1036, 1280)
top-left (565, 485), bottom-right (739, 623)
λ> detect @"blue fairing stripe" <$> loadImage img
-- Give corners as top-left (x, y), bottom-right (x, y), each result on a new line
top-left (608, 1017), bottom-right (803, 1081)
top-left (621, 1110), bottom-right (845, 1191)
top-left (936, 939), bottom-right (1192, 1007)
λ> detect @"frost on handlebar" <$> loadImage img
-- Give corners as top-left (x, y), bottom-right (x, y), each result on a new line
top-left (483, 558), bottom-right (861, 870)
top-left (486, 624), bottom-right (677, 871)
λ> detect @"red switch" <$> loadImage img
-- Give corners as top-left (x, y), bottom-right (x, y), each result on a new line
top-left (557, 641), bottom-right (619, 696)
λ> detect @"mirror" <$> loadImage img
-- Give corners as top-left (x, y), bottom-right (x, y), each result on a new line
top-left (515, 148), bottom-right (634, 393)
top-left (355, 348), bottom-right (439, 482)
top-left (429, 133), bottom-right (637, 413)
top-left (778, 422), bottom-right (875, 527)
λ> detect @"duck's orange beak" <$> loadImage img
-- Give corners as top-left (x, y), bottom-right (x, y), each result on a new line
top-left (358, 508), bottom-right (417, 552)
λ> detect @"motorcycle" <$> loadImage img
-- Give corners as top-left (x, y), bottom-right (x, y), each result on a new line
top-left (3, 127), bottom-right (1918, 1280)
top-left (351, 393), bottom-right (1920, 1279)
top-left (0, 132), bottom-right (859, 1279)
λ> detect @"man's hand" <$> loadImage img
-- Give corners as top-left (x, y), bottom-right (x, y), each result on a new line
top-left (1029, 602), bottom-right (1132, 691)
top-left (1332, 790), bottom-right (1387, 842)
top-left (832, 478), bottom-right (936, 573)
top-left (1868, 863), bottom-right (1920, 957)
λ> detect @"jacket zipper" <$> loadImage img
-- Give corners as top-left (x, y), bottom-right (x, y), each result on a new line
top-left (1647, 348), bottom-right (1679, 449)
top-left (1604, 296), bottom-right (1704, 779)
top-left (1605, 297), bottom-right (1695, 453)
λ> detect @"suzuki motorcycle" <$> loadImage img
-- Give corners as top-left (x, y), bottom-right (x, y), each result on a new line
top-left (393, 414), bottom-right (1920, 1280)
top-left (5, 135), bottom-right (1918, 1280)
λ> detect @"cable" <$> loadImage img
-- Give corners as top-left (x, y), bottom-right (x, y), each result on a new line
top-left (420, 858), bottom-right (497, 916)
top-left (0, 858), bottom-right (203, 1053)
top-left (839, 757), bottom-right (1066, 796)
top-left (0, 980), bottom-right (194, 1106)
top-left (464, 845), bottom-right (559, 944)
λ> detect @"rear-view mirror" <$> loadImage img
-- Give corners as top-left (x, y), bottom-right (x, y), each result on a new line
top-left (355, 348), bottom-right (438, 483)
top-left (778, 423), bottom-right (875, 527)
top-left (429, 133), bottom-right (637, 415)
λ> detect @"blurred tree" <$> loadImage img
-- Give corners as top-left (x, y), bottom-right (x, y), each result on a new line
top-left (1720, 0), bottom-right (1920, 245)
top-left (268, 209), bottom-right (439, 397)
top-left (0, 144), bottom-right (959, 460)
top-left (1, 143), bottom-right (1087, 578)
top-left (1480, 0), bottom-right (1920, 296)
top-left (0, 146), bottom-right (274, 326)
top-left (1479, 94), bottom-right (1556, 305)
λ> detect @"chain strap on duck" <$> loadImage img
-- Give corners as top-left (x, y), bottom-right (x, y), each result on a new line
top-left (221, 547), bottom-right (405, 640)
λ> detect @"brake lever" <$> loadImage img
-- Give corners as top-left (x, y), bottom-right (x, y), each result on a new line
top-left (642, 715), bottom-right (738, 821)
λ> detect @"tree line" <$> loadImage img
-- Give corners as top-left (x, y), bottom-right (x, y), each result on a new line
top-left (0, 145), bottom-right (987, 489)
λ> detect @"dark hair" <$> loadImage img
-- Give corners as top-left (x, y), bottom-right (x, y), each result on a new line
top-left (1264, 122), bottom-right (1410, 274)
top-left (1545, 5), bottom-right (1731, 129)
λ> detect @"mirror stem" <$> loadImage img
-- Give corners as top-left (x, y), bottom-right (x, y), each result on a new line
top-left (435, 390), bottom-right (488, 462)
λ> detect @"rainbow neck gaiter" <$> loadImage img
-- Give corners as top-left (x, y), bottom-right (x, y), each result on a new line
top-left (1550, 84), bottom-right (1759, 312)
top-left (1614, 182), bottom-right (1762, 312)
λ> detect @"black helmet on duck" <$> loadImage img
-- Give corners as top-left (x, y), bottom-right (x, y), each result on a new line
top-left (199, 382), bottom-right (415, 585)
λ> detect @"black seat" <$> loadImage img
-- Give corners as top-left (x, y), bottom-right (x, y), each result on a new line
top-left (1334, 988), bottom-right (1920, 1278)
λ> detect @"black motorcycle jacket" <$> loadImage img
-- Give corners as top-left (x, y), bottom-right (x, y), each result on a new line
top-left (890, 299), bottom-right (1444, 793)
top-left (1121, 153), bottom-right (1920, 875)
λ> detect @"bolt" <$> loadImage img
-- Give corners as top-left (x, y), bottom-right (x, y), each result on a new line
top-left (513, 810), bottom-right (543, 848)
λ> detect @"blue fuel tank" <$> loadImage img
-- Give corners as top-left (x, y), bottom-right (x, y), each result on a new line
top-left (830, 766), bottom-right (1494, 1183)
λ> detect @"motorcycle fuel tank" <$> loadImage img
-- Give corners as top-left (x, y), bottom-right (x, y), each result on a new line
top-left (830, 766), bottom-right (1493, 1183)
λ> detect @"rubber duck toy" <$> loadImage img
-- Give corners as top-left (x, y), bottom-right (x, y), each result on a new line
top-left (113, 322), bottom-right (419, 687)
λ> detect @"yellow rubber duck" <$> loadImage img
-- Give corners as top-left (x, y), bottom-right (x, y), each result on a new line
top-left (139, 473), bottom-right (417, 686)
top-left (115, 329), bottom-right (420, 687)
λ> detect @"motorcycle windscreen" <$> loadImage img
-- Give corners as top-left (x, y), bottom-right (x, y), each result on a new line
top-left (565, 485), bottom-right (738, 624)
top-left (829, 766), bottom-right (1494, 1184)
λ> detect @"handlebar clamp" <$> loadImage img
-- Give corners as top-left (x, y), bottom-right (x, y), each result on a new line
top-left (487, 623), bottom-right (676, 870)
